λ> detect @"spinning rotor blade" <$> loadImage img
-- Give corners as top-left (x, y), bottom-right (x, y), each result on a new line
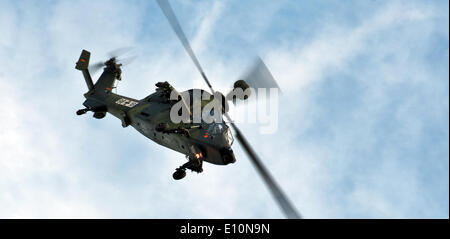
top-left (107, 47), bottom-right (134, 59)
top-left (119, 55), bottom-right (138, 67)
top-left (241, 57), bottom-right (282, 97)
top-left (88, 48), bottom-right (136, 75)
top-left (227, 57), bottom-right (282, 105)
top-left (156, 0), bottom-right (301, 219)
top-left (156, 0), bottom-right (214, 93)
top-left (88, 61), bottom-right (105, 75)
top-left (225, 114), bottom-right (302, 219)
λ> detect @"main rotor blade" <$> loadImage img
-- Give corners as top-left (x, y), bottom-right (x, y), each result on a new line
top-left (156, 0), bottom-right (214, 92)
top-left (157, 0), bottom-right (301, 219)
top-left (224, 114), bottom-right (302, 219)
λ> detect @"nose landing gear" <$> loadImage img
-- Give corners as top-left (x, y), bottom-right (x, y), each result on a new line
top-left (172, 156), bottom-right (203, 180)
top-left (173, 169), bottom-right (187, 180)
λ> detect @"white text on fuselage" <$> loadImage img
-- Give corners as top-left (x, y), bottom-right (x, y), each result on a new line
top-left (115, 98), bottom-right (138, 108)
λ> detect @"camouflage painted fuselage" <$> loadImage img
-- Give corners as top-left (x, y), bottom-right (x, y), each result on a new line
top-left (82, 66), bottom-right (235, 165)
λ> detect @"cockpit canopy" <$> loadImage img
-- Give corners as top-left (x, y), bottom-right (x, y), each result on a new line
top-left (208, 122), bottom-right (226, 134)
top-left (207, 122), bottom-right (234, 146)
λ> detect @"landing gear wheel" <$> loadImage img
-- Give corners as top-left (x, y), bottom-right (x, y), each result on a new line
top-left (173, 169), bottom-right (186, 180)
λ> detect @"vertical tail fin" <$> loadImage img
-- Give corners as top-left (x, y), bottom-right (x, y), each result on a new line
top-left (75, 50), bottom-right (94, 91)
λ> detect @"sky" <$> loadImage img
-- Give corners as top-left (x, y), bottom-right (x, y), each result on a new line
top-left (0, 0), bottom-right (448, 218)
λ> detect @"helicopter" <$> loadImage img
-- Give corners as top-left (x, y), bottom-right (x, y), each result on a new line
top-left (75, 0), bottom-right (301, 219)
top-left (76, 50), bottom-right (247, 179)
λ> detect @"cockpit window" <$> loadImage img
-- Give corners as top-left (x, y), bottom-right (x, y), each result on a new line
top-left (208, 123), bottom-right (226, 135)
top-left (225, 127), bottom-right (234, 145)
top-left (206, 123), bottom-right (234, 145)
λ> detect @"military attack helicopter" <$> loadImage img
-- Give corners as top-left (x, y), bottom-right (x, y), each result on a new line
top-left (76, 0), bottom-right (301, 219)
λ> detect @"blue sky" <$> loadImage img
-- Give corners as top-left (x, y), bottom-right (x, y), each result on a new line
top-left (0, 0), bottom-right (448, 218)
